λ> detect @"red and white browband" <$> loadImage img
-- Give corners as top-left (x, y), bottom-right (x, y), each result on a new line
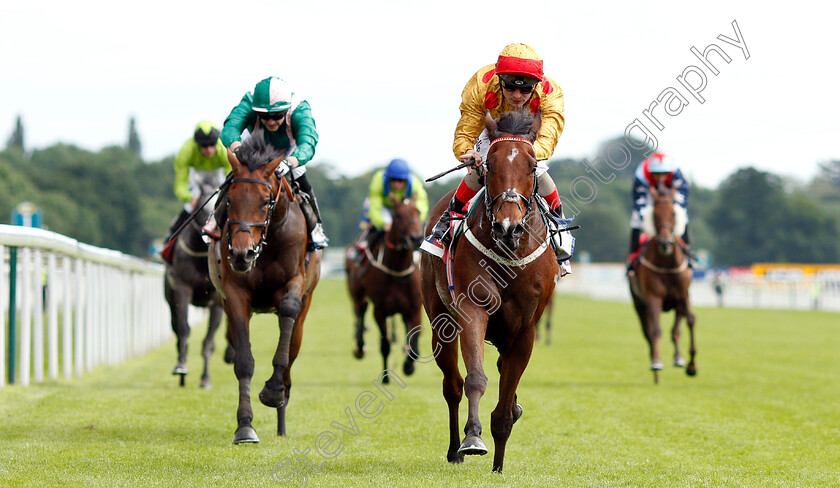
top-left (488, 136), bottom-right (533, 149)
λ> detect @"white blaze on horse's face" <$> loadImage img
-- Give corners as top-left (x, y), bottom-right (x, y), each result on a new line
top-left (500, 217), bottom-right (511, 234)
top-left (508, 148), bottom-right (519, 164)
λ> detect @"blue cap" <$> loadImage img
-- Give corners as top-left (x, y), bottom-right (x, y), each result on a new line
top-left (384, 158), bottom-right (411, 180)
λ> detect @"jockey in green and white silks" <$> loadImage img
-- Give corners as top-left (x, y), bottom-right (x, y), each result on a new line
top-left (209, 76), bottom-right (327, 250)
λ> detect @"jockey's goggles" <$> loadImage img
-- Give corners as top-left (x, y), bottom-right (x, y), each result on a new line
top-left (499, 75), bottom-right (538, 94)
top-left (257, 111), bottom-right (286, 121)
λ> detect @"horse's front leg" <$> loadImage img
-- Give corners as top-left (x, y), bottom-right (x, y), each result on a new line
top-left (401, 307), bottom-right (422, 376)
top-left (671, 310), bottom-right (685, 368)
top-left (372, 306), bottom-right (392, 381)
top-left (169, 285), bottom-right (191, 379)
top-left (352, 298), bottom-right (368, 359)
top-left (683, 299), bottom-right (698, 377)
top-left (458, 310), bottom-right (490, 457)
top-left (260, 277), bottom-right (305, 412)
top-left (226, 293), bottom-right (258, 443)
top-left (491, 326), bottom-right (535, 473)
top-left (644, 296), bottom-right (664, 384)
top-left (199, 304), bottom-right (224, 389)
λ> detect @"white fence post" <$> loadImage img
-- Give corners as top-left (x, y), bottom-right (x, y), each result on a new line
top-left (0, 225), bottom-right (167, 387)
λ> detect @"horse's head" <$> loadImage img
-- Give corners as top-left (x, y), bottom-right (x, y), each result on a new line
top-left (482, 110), bottom-right (541, 251)
top-left (225, 132), bottom-right (287, 273)
top-left (651, 185), bottom-right (677, 256)
top-left (388, 195), bottom-right (424, 250)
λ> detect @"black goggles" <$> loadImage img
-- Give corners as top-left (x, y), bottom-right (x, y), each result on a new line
top-left (257, 111), bottom-right (286, 121)
top-left (501, 79), bottom-right (536, 94)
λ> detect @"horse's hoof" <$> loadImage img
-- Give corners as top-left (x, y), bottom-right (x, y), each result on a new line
top-left (447, 452), bottom-right (464, 464)
top-left (650, 361), bottom-right (664, 370)
top-left (352, 346), bottom-right (365, 360)
top-left (402, 360), bottom-right (415, 376)
top-left (172, 364), bottom-right (188, 375)
top-left (458, 435), bottom-right (488, 456)
top-left (199, 378), bottom-right (211, 390)
top-left (686, 365), bottom-right (697, 376)
top-left (512, 403), bottom-right (523, 424)
top-left (259, 385), bottom-right (286, 408)
top-left (232, 426), bottom-right (260, 444)
top-left (674, 357), bottom-right (686, 367)
top-left (223, 347), bottom-right (235, 364)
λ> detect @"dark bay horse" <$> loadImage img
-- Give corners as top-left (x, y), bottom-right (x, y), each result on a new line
top-left (345, 196), bottom-right (425, 380)
top-left (207, 134), bottom-right (321, 443)
top-left (164, 176), bottom-right (225, 389)
top-left (629, 186), bottom-right (696, 384)
top-left (421, 111), bottom-right (558, 472)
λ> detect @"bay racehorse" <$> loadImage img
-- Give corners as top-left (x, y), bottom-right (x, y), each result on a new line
top-left (628, 185), bottom-right (696, 384)
top-left (345, 196), bottom-right (424, 380)
top-left (208, 133), bottom-right (321, 443)
top-left (421, 110), bottom-right (558, 472)
top-left (164, 175), bottom-right (226, 389)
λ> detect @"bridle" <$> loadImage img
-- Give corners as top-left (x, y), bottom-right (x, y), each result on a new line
top-left (482, 136), bottom-right (538, 229)
top-left (226, 175), bottom-right (286, 262)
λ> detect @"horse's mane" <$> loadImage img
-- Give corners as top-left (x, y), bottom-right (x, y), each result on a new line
top-left (495, 110), bottom-right (537, 141)
top-left (237, 128), bottom-right (285, 172)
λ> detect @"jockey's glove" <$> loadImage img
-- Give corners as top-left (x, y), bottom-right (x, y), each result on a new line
top-left (276, 160), bottom-right (291, 178)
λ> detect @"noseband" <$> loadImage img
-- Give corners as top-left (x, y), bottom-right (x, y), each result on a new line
top-left (227, 176), bottom-right (281, 262)
top-left (483, 137), bottom-right (538, 228)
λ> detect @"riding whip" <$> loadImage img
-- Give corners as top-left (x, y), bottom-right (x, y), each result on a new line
top-left (165, 173), bottom-right (234, 243)
top-left (425, 159), bottom-right (477, 182)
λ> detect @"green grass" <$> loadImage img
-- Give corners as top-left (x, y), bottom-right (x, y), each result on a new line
top-left (1, 278), bottom-right (838, 487)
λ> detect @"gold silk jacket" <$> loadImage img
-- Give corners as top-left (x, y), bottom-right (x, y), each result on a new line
top-left (453, 64), bottom-right (565, 161)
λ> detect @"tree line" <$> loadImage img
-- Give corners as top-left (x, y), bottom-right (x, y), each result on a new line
top-left (1, 140), bottom-right (838, 267)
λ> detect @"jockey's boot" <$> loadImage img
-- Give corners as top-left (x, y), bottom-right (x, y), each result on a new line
top-left (627, 228), bottom-right (641, 275)
top-left (434, 195), bottom-right (468, 245)
top-left (421, 194), bottom-right (467, 258)
top-left (548, 206), bottom-right (574, 276)
top-left (201, 181), bottom-right (230, 242)
top-left (299, 188), bottom-right (329, 251)
top-left (682, 224), bottom-right (695, 268)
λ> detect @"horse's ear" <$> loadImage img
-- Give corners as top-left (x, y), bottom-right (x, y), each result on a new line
top-left (264, 157), bottom-right (284, 178)
top-left (485, 110), bottom-right (498, 138)
top-left (228, 148), bottom-right (243, 173)
top-left (530, 110), bottom-right (542, 141)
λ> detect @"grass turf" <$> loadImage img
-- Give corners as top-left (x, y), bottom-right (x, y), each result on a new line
top-left (0, 278), bottom-right (838, 487)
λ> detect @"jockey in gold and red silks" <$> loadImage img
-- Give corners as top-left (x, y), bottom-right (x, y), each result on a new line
top-left (453, 45), bottom-right (565, 163)
top-left (424, 43), bottom-right (572, 269)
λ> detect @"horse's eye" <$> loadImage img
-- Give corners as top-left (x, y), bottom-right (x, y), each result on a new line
top-left (262, 199), bottom-right (271, 209)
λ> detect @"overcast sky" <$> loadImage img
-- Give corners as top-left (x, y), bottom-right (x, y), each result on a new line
top-left (1, 1), bottom-right (836, 188)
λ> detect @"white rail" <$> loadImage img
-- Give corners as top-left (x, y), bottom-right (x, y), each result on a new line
top-left (0, 224), bottom-right (170, 387)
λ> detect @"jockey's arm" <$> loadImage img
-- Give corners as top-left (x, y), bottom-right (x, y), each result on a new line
top-left (173, 141), bottom-right (196, 203)
top-left (631, 175), bottom-right (649, 213)
top-left (412, 175), bottom-right (430, 223)
top-left (453, 73), bottom-right (488, 165)
top-left (288, 101), bottom-right (319, 166)
top-left (367, 172), bottom-right (388, 229)
top-left (533, 81), bottom-right (565, 161)
top-left (220, 92), bottom-right (254, 148)
top-left (673, 169), bottom-right (690, 208)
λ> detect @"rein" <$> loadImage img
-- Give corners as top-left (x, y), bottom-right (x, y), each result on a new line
top-left (363, 243), bottom-right (417, 277)
top-left (227, 174), bottom-right (287, 261)
top-left (640, 255), bottom-right (689, 274)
